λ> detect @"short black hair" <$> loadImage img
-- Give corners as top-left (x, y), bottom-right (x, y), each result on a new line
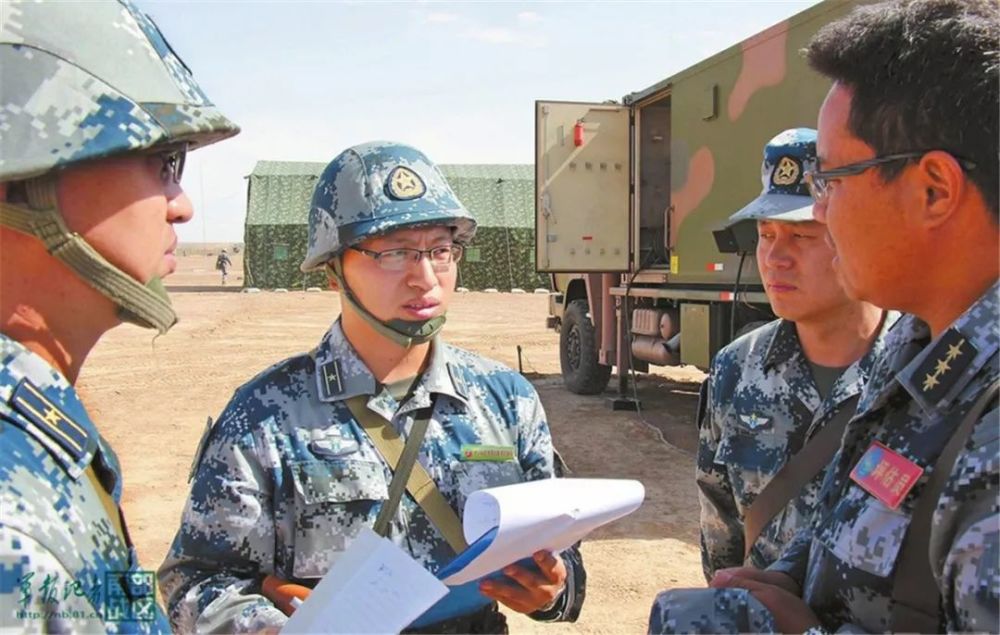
top-left (806, 0), bottom-right (999, 218)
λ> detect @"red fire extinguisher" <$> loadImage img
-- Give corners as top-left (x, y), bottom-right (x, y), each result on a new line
top-left (573, 120), bottom-right (585, 147)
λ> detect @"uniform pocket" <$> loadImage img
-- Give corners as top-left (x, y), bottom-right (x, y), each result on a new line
top-left (291, 458), bottom-right (387, 504)
top-left (289, 459), bottom-right (389, 579)
top-left (715, 431), bottom-right (764, 469)
top-left (815, 483), bottom-right (911, 578)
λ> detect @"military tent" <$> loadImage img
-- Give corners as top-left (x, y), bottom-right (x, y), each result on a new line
top-left (243, 161), bottom-right (548, 291)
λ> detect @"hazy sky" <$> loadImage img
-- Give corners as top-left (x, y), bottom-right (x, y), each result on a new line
top-left (142, 1), bottom-right (819, 243)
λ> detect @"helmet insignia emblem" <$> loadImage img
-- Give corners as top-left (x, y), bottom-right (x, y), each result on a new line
top-left (386, 166), bottom-right (426, 201)
top-left (772, 156), bottom-right (800, 186)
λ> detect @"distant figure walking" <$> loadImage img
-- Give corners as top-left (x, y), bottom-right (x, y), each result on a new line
top-left (216, 249), bottom-right (232, 285)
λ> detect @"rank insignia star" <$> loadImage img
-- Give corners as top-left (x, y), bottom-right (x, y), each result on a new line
top-left (922, 372), bottom-right (941, 392)
top-left (945, 341), bottom-right (964, 362)
top-left (934, 358), bottom-right (951, 376)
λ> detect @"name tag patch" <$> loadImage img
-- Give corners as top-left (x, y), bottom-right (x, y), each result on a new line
top-left (460, 444), bottom-right (515, 462)
top-left (850, 441), bottom-right (924, 509)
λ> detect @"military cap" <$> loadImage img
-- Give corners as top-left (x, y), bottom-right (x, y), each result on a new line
top-left (728, 128), bottom-right (818, 224)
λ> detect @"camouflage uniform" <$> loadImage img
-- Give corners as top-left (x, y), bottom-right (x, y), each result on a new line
top-left (0, 335), bottom-right (171, 633)
top-left (767, 282), bottom-right (1000, 633)
top-left (698, 127), bottom-right (897, 577)
top-left (649, 283), bottom-right (999, 633)
top-left (159, 320), bottom-right (584, 633)
top-left (698, 314), bottom-right (897, 579)
top-left (0, 1), bottom-right (236, 632)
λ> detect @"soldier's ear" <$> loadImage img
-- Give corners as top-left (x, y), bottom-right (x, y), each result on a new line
top-left (916, 151), bottom-right (966, 229)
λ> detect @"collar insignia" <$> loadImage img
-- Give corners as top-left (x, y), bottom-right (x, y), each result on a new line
top-left (319, 359), bottom-right (344, 400)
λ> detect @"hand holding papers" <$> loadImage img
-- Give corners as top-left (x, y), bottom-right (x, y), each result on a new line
top-left (438, 478), bottom-right (645, 585)
top-left (281, 478), bottom-right (644, 633)
top-left (281, 527), bottom-right (448, 634)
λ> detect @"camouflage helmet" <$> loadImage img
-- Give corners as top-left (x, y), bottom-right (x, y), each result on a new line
top-left (0, 0), bottom-right (239, 182)
top-left (301, 141), bottom-right (477, 272)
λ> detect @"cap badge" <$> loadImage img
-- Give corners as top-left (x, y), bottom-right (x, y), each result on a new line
top-left (772, 156), bottom-right (801, 186)
top-left (386, 166), bottom-right (426, 201)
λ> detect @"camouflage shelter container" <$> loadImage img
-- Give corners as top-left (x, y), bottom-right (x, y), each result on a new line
top-left (537, 0), bottom-right (865, 394)
top-left (440, 164), bottom-right (549, 292)
top-left (244, 161), bottom-right (326, 290)
top-left (244, 161), bottom-right (547, 291)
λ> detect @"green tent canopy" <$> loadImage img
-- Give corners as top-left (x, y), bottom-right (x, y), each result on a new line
top-left (244, 160), bottom-right (549, 291)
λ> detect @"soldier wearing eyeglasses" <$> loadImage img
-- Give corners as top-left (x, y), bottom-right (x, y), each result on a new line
top-left (0, 1), bottom-right (238, 632)
top-left (652, 1), bottom-right (998, 634)
top-left (159, 141), bottom-right (586, 634)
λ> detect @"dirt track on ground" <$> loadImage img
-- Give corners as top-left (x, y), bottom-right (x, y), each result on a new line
top-left (77, 252), bottom-right (708, 633)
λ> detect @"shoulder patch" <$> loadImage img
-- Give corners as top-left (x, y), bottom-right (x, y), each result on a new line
top-left (9, 379), bottom-right (89, 462)
top-left (915, 328), bottom-right (976, 402)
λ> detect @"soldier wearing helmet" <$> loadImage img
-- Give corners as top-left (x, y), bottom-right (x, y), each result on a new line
top-left (160, 142), bottom-right (586, 633)
top-left (0, 0), bottom-right (238, 631)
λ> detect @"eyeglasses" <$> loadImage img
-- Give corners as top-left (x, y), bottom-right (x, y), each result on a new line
top-left (805, 151), bottom-right (976, 203)
top-left (155, 145), bottom-right (187, 184)
top-left (350, 244), bottom-right (464, 272)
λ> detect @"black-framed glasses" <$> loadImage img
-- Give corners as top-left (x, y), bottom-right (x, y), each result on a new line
top-left (154, 145), bottom-right (187, 184)
top-left (805, 151), bottom-right (976, 203)
top-left (350, 244), bottom-right (463, 272)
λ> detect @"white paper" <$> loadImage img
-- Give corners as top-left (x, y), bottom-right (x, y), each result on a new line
top-left (281, 527), bottom-right (448, 634)
top-left (442, 478), bottom-right (644, 584)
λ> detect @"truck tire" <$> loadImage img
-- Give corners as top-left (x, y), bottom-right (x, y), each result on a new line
top-left (560, 299), bottom-right (612, 395)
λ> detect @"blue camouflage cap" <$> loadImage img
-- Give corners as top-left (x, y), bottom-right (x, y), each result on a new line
top-left (301, 141), bottom-right (477, 272)
top-left (728, 128), bottom-right (817, 224)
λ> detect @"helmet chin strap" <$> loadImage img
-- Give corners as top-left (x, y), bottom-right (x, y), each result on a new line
top-left (326, 258), bottom-right (445, 349)
top-left (0, 176), bottom-right (178, 334)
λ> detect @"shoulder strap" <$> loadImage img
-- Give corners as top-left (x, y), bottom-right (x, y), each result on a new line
top-left (345, 396), bottom-right (469, 554)
top-left (890, 379), bottom-right (1000, 633)
top-left (82, 465), bottom-right (131, 548)
top-left (743, 394), bottom-right (859, 559)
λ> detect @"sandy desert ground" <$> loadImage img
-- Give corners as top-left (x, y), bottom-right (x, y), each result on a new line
top-left (76, 250), bottom-right (709, 633)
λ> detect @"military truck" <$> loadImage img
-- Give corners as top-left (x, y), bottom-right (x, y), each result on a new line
top-left (536, 0), bottom-right (861, 397)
